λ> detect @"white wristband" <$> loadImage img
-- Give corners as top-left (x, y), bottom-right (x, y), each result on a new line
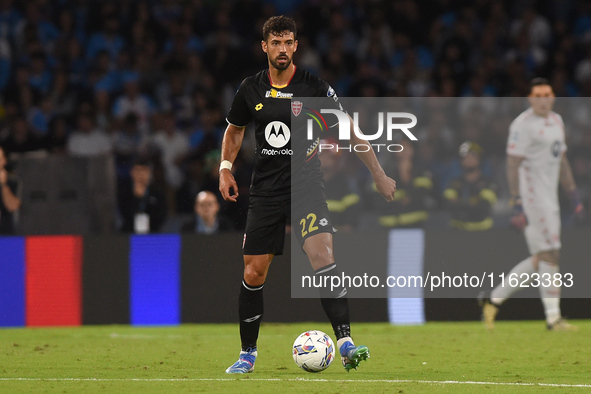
top-left (219, 160), bottom-right (233, 172)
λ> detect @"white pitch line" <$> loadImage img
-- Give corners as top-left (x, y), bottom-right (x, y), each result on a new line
top-left (0, 378), bottom-right (589, 388)
top-left (108, 333), bottom-right (186, 339)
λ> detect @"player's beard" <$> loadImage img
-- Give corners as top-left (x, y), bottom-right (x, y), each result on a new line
top-left (270, 55), bottom-right (292, 71)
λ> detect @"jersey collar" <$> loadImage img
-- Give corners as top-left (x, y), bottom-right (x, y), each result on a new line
top-left (268, 65), bottom-right (297, 88)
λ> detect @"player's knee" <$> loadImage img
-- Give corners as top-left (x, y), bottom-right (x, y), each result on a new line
top-left (244, 261), bottom-right (269, 285)
top-left (244, 268), bottom-right (266, 285)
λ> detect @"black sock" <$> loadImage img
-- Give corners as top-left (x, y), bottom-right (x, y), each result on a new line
top-left (239, 280), bottom-right (264, 351)
top-left (315, 263), bottom-right (351, 340)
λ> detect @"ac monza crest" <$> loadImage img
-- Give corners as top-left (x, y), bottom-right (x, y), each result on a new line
top-left (291, 101), bottom-right (303, 117)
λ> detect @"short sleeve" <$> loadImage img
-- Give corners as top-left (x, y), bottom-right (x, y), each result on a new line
top-left (506, 119), bottom-right (530, 157)
top-left (317, 82), bottom-right (343, 111)
top-left (316, 82), bottom-right (344, 131)
top-left (226, 81), bottom-right (252, 127)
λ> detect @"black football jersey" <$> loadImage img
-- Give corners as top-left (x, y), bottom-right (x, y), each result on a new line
top-left (227, 66), bottom-right (339, 197)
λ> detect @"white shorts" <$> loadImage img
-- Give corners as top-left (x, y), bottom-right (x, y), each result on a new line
top-left (523, 205), bottom-right (561, 255)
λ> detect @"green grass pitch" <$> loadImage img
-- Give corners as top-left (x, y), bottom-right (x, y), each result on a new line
top-left (1, 321), bottom-right (590, 393)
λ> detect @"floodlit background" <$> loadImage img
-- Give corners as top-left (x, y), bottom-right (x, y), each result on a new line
top-left (1, 1), bottom-right (591, 390)
top-left (1, 0), bottom-right (590, 233)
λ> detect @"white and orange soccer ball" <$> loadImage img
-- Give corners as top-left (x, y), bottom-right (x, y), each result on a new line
top-left (292, 330), bottom-right (335, 372)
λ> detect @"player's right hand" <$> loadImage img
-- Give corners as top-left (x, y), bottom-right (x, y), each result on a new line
top-left (374, 173), bottom-right (397, 202)
top-left (510, 202), bottom-right (528, 231)
top-left (219, 169), bottom-right (239, 202)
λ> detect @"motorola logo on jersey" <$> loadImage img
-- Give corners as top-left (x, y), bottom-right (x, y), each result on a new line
top-left (265, 121), bottom-right (290, 148)
top-left (262, 121), bottom-right (293, 156)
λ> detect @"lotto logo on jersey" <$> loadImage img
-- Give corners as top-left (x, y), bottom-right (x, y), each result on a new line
top-left (262, 121), bottom-right (293, 156)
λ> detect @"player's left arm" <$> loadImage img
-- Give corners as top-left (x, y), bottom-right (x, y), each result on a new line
top-left (219, 124), bottom-right (245, 202)
top-left (348, 115), bottom-right (396, 202)
top-left (559, 152), bottom-right (584, 215)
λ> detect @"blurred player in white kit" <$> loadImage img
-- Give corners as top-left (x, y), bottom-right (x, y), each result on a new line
top-left (480, 78), bottom-right (584, 331)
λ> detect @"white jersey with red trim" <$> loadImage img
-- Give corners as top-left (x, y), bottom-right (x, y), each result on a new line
top-left (507, 107), bottom-right (566, 209)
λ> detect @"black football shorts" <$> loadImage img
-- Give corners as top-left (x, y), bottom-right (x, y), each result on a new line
top-left (243, 184), bottom-right (334, 256)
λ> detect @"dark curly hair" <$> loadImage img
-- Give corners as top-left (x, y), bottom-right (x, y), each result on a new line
top-left (262, 15), bottom-right (297, 41)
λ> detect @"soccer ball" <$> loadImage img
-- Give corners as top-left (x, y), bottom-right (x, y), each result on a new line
top-left (292, 330), bottom-right (335, 372)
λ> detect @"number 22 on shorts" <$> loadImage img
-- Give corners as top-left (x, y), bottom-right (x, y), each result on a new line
top-left (300, 213), bottom-right (319, 237)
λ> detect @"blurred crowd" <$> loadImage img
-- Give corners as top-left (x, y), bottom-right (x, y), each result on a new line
top-left (0, 0), bottom-right (590, 233)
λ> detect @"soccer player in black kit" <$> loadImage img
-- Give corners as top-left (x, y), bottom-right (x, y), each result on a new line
top-left (220, 16), bottom-right (397, 373)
